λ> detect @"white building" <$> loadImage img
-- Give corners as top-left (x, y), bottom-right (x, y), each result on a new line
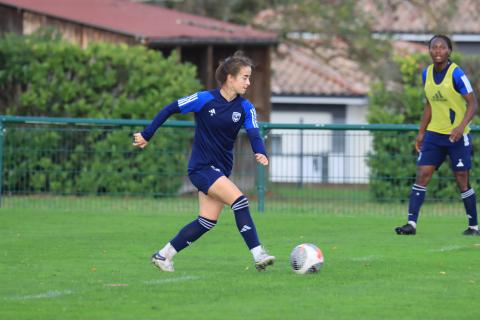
top-left (269, 44), bottom-right (372, 184)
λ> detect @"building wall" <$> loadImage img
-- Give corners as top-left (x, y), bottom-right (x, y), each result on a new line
top-left (0, 8), bottom-right (136, 46)
top-left (345, 104), bottom-right (371, 184)
top-left (0, 5), bottom-right (22, 35)
top-left (269, 109), bottom-right (332, 183)
top-left (22, 12), bottom-right (135, 48)
top-left (244, 46), bottom-right (271, 122)
top-left (269, 103), bottom-right (370, 184)
top-left (452, 42), bottom-right (480, 55)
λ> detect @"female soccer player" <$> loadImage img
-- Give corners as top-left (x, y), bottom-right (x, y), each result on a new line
top-left (395, 35), bottom-right (479, 236)
top-left (133, 51), bottom-right (275, 271)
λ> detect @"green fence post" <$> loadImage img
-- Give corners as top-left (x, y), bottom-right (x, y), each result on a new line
top-left (0, 120), bottom-right (4, 207)
top-left (256, 125), bottom-right (266, 213)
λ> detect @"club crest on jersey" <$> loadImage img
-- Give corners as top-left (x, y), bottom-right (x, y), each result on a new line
top-left (232, 112), bottom-right (241, 123)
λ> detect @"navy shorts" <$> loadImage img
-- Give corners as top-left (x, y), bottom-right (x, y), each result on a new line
top-left (188, 165), bottom-right (226, 194)
top-left (417, 131), bottom-right (473, 171)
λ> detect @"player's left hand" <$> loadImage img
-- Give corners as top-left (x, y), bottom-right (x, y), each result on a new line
top-left (449, 127), bottom-right (464, 143)
top-left (133, 132), bottom-right (148, 148)
top-left (255, 153), bottom-right (269, 166)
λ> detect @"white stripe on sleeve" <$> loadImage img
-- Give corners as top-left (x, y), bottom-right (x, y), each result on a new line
top-left (461, 75), bottom-right (473, 94)
top-left (178, 93), bottom-right (198, 107)
top-left (250, 109), bottom-right (259, 128)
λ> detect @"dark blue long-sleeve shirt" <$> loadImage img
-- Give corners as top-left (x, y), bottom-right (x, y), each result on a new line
top-left (141, 89), bottom-right (267, 176)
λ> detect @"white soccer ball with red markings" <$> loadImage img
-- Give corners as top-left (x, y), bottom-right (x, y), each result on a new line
top-left (290, 243), bottom-right (324, 274)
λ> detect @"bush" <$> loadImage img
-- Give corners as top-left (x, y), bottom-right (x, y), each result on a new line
top-left (0, 30), bottom-right (201, 196)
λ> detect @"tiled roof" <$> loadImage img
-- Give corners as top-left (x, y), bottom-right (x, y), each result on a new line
top-left (272, 44), bottom-right (368, 96)
top-left (0, 0), bottom-right (277, 44)
top-left (255, 1), bottom-right (480, 35)
top-left (364, 0), bottom-right (480, 34)
top-left (272, 41), bottom-right (427, 96)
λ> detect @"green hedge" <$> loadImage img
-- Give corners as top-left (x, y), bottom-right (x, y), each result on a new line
top-left (0, 30), bottom-right (201, 196)
top-left (368, 53), bottom-right (480, 202)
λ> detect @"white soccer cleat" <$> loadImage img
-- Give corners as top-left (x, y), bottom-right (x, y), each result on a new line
top-left (254, 248), bottom-right (275, 271)
top-left (151, 252), bottom-right (174, 272)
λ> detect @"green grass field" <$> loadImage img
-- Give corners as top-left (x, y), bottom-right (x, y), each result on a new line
top-left (1, 204), bottom-right (479, 320)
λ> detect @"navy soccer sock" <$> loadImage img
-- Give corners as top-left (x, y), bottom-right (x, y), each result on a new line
top-left (461, 188), bottom-right (478, 227)
top-left (408, 184), bottom-right (426, 224)
top-left (169, 216), bottom-right (217, 252)
top-left (232, 195), bottom-right (260, 250)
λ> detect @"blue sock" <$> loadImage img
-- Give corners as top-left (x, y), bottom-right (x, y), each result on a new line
top-left (408, 184), bottom-right (426, 223)
top-left (169, 216), bottom-right (217, 252)
top-left (461, 188), bottom-right (478, 227)
top-left (232, 195), bottom-right (260, 250)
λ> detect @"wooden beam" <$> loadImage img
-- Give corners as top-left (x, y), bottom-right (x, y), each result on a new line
top-left (206, 45), bottom-right (214, 89)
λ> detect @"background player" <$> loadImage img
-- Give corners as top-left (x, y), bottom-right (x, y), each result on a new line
top-left (395, 35), bottom-right (479, 236)
top-left (133, 51), bottom-right (276, 271)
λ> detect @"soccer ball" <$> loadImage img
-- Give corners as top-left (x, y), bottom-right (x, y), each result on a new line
top-left (290, 243), bottom-right (324, 274)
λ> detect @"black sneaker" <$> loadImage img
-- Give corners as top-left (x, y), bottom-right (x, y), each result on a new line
top-left (395, 223), bottom-right (416, 235)
top-left (462, 228), bottom-right (480, 236)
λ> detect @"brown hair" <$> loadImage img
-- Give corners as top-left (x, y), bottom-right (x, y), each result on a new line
top-left (215, 51), bottom-right (253, 86)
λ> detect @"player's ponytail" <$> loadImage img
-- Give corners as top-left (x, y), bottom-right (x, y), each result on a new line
top-left (215, 51), bottom-right (254, 86)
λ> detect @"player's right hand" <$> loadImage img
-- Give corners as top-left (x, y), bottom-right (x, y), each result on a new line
top-left (255, 153), bottom-right (269, 166)
top-left (414, 132), bottom-right (424, 153)
top-left (133, 132), bottom-right (148, 148)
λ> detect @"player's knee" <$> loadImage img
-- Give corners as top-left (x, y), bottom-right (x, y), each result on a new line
top-left (417, 170), bottom-right (432, 185)
top-left (454, 171), bottom-right (469, 190)
top-left (454, 171), bottom-right (468, 179)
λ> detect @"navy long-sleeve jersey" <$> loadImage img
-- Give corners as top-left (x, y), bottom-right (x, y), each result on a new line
top-left (141, 89), bottom-right (267, 176)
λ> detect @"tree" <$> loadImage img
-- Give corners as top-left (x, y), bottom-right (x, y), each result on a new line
top-left (143, 0), bottom-right (280, 24)
top-left (144, 0), bottom-right (480, 78)
top-left (251, 0), bottom-right (480, 78)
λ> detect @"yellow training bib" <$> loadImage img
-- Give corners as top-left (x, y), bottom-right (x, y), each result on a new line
top-left (424, 62), bottom-right (469, 134)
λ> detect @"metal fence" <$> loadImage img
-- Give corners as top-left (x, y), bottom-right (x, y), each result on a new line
top-left (1, 115), bottom-right (477, 216)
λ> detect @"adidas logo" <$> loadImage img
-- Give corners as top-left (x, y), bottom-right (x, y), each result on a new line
top-left (209, 108), bottom-right (216, 116)
top-left (210, 165), bottom-right (221, 172)
top-left (456, 159), bottom-right (464, 167)
top-left (240, 225), bottom-right (251, 233)
top-left (431, 90), bottom-right (447, 102)
top-left (153, 253), bottom-right (166, 261)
